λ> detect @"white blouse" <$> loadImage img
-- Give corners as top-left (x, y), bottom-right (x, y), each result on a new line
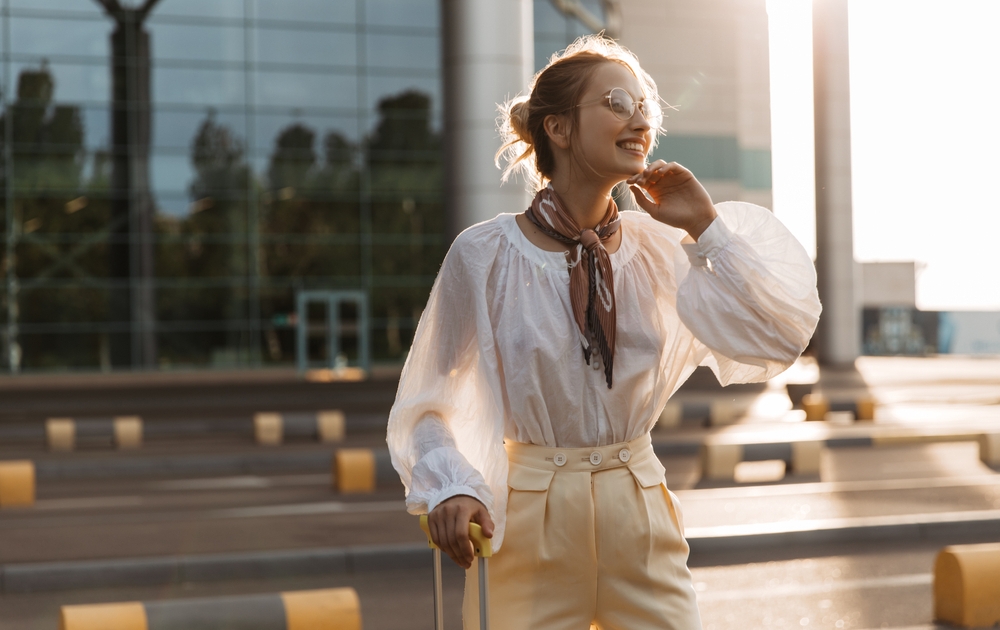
top-left (386, 201), bottom-right (821, 550)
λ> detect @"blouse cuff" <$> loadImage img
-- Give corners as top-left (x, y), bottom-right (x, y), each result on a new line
top-left (404, 445), bottom-right (495, 516)
top-left (425, 485), bottom-right (491, 514)
top-left (682, 215), bottom-right (734, 266)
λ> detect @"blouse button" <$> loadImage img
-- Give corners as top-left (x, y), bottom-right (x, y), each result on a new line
top-left (591, 359), bottom-right (601, 371)
top-left (589, 451), bottom-right (603, 466)
top-left (618, 448), bottom-right (631, 463)
top-left (553, 453), bottom-right (567, 467)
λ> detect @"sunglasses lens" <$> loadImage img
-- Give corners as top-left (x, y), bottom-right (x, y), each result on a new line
top-left (607, 89), bottom-right (634, 120)
top-left (642, 100), bottom-right (663, 126)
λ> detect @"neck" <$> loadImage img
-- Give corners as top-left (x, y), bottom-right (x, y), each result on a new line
top-left (548, 170), bottom-right (617, 228)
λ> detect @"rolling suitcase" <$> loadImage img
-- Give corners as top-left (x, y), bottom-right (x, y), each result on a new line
top-left (419, 515), bottom-right (492, 630)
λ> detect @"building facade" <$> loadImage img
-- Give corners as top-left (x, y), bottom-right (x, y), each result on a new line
top-left (0, 0), bottom-right (770, 374)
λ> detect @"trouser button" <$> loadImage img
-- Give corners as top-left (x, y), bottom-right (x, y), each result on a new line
top-left (589, 451), bottom-right (602, 465)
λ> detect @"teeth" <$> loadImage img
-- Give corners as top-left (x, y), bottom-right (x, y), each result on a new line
top-left (620, 142), bottom-right (643, 152)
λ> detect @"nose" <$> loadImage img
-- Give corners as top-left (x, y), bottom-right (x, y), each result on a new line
top-left (630, 106), bottom-right (651, 133)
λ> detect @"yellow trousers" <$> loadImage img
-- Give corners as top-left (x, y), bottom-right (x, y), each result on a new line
top-left (463, 433), bottom-right (701, 630)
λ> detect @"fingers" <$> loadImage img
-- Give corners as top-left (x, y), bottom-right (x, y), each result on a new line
top-left (473, 504), bottom-right (496, 538)
top-left (429, 499), bottom-right (477, 569)
top-left (630, 185), bottom-right (656, 213)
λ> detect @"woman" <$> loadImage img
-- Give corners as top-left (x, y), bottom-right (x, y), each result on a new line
top-left (387, 35), bottom-right (821, 629)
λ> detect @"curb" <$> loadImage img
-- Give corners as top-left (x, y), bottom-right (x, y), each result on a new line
top-left (1, 543), bottom-right (430, 594)
top-left (30, 449), bottom-right (399, 483)
top-left (5, 510), bottom-right (1000, 593)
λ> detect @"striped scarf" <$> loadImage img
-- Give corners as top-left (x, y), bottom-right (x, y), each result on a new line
top-left (525, 186), bottom-right (621, 388)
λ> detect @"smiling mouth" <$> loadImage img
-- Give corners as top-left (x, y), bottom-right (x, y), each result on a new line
top-left (618, 142), bottom-right (645, 153)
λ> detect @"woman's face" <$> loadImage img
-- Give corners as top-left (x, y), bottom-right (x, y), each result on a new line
top-left (570, 62), bottom-right (653, 183)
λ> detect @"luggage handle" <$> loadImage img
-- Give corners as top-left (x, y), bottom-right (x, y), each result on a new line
top-left (419, 514), bottom-right (493, 558)
top-left (419, 515), bottom-right (491, 630)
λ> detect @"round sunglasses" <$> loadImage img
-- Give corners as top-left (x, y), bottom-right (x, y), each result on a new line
top-left (574, 87), bottom-right (663, 127)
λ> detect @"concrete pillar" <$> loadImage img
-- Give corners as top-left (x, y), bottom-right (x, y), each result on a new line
top-left (813, 0), bottom-right (859, 366)
top-left (442, 0), bottom-right (533, 236)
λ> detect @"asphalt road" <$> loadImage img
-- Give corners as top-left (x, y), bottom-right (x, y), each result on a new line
top-left (0, 536), bottom-right (987, 630)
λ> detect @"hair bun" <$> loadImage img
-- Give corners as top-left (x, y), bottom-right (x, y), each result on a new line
top-left (508, 99), bottom-right (532, 145)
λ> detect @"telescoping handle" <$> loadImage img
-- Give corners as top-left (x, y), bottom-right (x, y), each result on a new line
top-left (419, 515), bottom-right (492, 630)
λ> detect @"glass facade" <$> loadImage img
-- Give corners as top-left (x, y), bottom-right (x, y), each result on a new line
top-left (0, 0), bottom-right (598, 373)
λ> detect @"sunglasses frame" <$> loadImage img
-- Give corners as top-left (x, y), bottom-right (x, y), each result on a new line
top-left (573, 87), bottom-right (662, 126)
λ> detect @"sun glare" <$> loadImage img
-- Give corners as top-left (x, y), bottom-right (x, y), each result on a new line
top-left (766, 0), bottom-right (1000, 311)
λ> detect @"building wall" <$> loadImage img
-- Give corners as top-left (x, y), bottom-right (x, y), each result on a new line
top-left (0, 0), bottom-right (604, 373)
top-left (618, 0), bottom-right (773, 209)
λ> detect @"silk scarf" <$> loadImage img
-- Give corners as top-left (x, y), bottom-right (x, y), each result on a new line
top-left (524, 186), bottom-right (621, 388)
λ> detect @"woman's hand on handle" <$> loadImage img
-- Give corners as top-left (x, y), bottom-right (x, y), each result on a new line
top-left (428, 495), bottom-right (495, 569)
top-left (627, 160), bottom-right (718, 240)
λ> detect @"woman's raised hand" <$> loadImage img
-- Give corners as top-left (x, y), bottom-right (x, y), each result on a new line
top-left (627, 160), bottom-right (718, 240)
top-left (428, 495), bottom-right (495, 569)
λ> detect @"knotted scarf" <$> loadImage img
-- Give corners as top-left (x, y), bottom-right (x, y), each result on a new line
top-left (525, 186), bottom-right (621, 388)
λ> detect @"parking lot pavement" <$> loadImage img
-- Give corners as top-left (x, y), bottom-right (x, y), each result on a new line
top-left (0, 535), bottom-right (985, 630)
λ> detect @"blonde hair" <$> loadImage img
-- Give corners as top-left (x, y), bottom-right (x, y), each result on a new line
top-left (496, 34), bottom-right (666, 191)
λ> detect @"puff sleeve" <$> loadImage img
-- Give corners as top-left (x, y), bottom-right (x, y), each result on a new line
top-left (676, 201), bottom-right (822, 385)
top-left (385, 224), bottom-right (511, 548)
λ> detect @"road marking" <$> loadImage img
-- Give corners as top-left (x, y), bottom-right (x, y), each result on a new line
top-left (695, 572), bottom-right (931, 602)
top-left (674, 473), bottom-right (1000, 501)
top-left (149, 474), bottom-right (330, 491)
top-left (686, 508), bottom-right (1000, 539)
top-left (212, 500), bottom-right (405, 519)
top-left (151, 476), bottom-right (274, 491)
top-left (31, 496), bottom-right (144, 510)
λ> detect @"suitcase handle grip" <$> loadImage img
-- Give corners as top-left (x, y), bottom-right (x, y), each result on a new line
top-left (419, 514), bottom-right (493, 558)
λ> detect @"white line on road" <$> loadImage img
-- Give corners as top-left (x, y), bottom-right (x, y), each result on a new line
top-left (695, 573), bottom-right (932, 602)
top-left (685, 508), bottom-right (1000, 539)
top-left (212, 500), bottom-right (406, 519)
top-left (31, 496), bottom-right (145, 510)
top-left (674, 473), bottom-right (1000, 502)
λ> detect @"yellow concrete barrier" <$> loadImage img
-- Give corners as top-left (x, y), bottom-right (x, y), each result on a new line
top-left (0, 460), bottom-right (35, 507)
top-left (791, 441), bottom-right (822, 475)
top-left (802, 394), bottom-right (829, 422)
top-left (934, 543), bottom-right (1000, 627)
top-left (113, 416), bottom-right (143, 449)
top-left (317, 410), bottom-right (346, 443)
top-left (979, 433), bottom-right (1000, 467)
top-left (334, 448), bottom-right (376, 493)
top-left (700, 443), bottom-right (742, 480)
top-left (283, 587), bottom-right (361, 630)
top-left (855, 396), bottom-right (876, 421)
top-left (60, 601), bottom-right (147, 630)
top-left (254, 412), bottom-right (284, 445)
top-left (59, 588), bottom-right (361, 630)
top-left (46, 418), bottom-right (76, 451)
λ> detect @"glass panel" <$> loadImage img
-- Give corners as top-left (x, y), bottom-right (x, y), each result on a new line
top-left (153, 66), bottom-right (246, 106)
top-left (365, 0), bottom-right (438, 29)
top-left (150, 153), bottom-right (195, 213)
top-left (251, 113), bottom-right (358, 154)
top-left (7, 61), bottom-right (109, 105)
top-left (9, 1), bottom-right (105, 15)
top-left (254, 24), bottom-right (356, 67)
top-left (366, 75), bottom-right (440, 114)
top-left (254, 70), bottom-right (356, 109)
top-left (9, 16), bottom-right (110, 57)
top-left (18, 332), bottom-right (104, 370)
top-left (149, 22), bottom-right (244, 64)
top-left (153, 0), bottom-right (244, 20)
top-left (254, 0), bottom-right (355, 24)
top-left (154, 108), bottom-right (247, 151)
top-left (366, 33), bottom-right (438, 71)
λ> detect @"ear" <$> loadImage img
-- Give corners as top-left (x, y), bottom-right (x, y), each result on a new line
top-left (543, 113), bottom-right (572, 150)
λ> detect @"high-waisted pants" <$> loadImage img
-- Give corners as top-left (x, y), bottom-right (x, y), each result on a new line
top-left (462, 432), bottom-right (702, 630)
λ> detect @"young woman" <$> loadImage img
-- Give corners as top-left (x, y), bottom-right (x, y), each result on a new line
top-left (388, 35), bottom-right (821, 629)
